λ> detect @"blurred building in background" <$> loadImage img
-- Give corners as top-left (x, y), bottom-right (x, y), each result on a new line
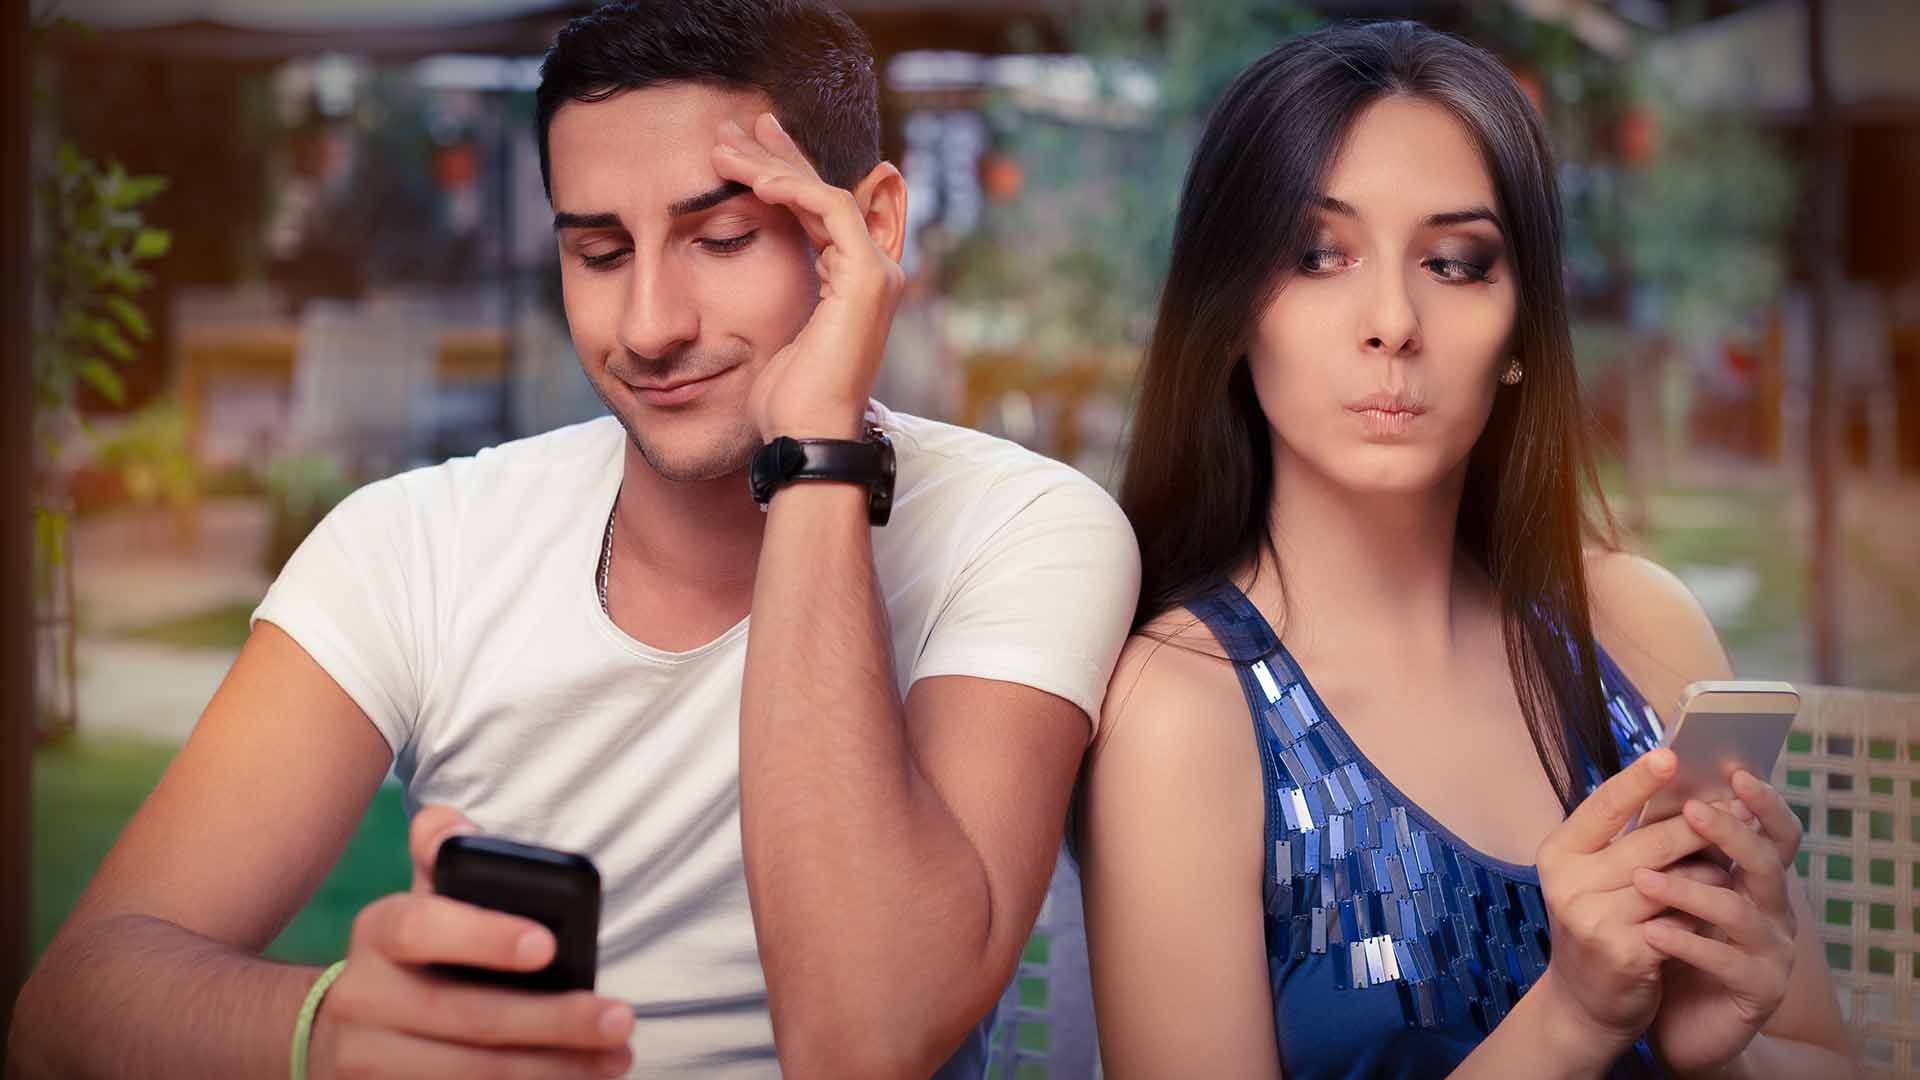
top-left (25, 0), bottom-right (1920, 727)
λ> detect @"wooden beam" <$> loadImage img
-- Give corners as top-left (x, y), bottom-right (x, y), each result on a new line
top-left (1806, 0), bottom-right (1843, 683)
top-left (2, 0), bottom-right (36, 1061)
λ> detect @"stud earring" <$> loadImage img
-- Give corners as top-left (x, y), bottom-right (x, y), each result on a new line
top-left (1500, 358), bottom-right (1524, 386)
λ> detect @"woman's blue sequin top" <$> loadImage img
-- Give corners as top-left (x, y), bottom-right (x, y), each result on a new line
top-left (1186, 576), bottom-right (1668, 1078)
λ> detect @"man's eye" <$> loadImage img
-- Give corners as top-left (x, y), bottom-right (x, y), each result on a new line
top-left (580, 249), bottom-right (630, 270)
top-left (698, 231), bottom-right (759, 254)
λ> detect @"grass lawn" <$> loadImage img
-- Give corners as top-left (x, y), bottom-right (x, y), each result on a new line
top-left (110, 602), bottom-right (257, 651)
top-left (32, 734), bottom-right (410, 965)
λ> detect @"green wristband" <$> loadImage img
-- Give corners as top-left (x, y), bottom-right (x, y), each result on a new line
top-left (289, 960), bottom-right (347, 1080)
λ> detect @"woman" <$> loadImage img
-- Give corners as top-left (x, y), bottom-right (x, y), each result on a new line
top-left (1079, 21), bottom-right (1854, 1078)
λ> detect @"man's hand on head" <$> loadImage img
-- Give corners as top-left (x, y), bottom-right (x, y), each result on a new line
top-left (710, 112), bottom-right (907, 441)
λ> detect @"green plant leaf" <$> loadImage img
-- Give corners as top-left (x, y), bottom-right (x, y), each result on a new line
top-left (33, 506), bottom-right (68, 570)
top-left (109, 175), bottom-right (169, 210)
top-left (102, 295), bottom-right (152, 341)
top-left (102, 262), bottom-right (153, 293)
top-left (86, 318), bottom-right (135, 362)
top-left (77, 358), bottom-right (126, 403)
top-left (132, 228), bottom-right (172, 261)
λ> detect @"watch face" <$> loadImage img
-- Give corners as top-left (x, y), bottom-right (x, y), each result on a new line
top-left (749, 437), bottom-right (804, 504)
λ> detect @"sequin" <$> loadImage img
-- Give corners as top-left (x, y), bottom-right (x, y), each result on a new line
top-left (1343, 762), bottom-right (1374, 804)
top-left (1287, 682), bottom-right (1322, 726)
top-left (1252, 659), bottom-right (1283, 703)
top-left (1325, 770), bottom-right (1354, 813)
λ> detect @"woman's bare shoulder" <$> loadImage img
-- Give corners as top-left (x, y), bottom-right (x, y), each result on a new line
top-left (1583, 547), bottom-right (1735, 722)
top-left (1093, 610), bottom-right (1253, 769)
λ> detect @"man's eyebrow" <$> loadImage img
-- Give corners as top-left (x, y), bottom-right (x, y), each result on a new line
top-left (552, 211), bottom-right (622, 232)
top-left (668, 181), bottom-right (751, 217)
top-left (1314, 194), bottom-right (1505, 234)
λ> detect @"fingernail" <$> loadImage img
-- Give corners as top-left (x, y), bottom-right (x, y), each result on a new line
top-left (517, 929), bottom-right (550, 964)
top-left (1730, 801), bottom-right (1756, 822)
top-left (1648, 749), bottom-right (1676, 776)
top-left (763, 112), bottom-right (785, 131)
top-left (1634, 867), bottom-right (1664, 890)
top-left (723, 119), bottom-right (747, 136)
top-left (1684, 801), bottom-right (1711, 824)
top-left (599, 1003), bottom-right (632, 1039)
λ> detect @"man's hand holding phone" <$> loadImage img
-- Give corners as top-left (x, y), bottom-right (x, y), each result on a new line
top-left (304, 806), bottom-right (634, 1079)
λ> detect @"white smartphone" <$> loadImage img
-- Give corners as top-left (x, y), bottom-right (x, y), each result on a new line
top-left (1633, 680), bottom-right (1800, 830)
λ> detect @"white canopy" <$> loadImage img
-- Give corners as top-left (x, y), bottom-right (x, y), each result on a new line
top-left (40, 0), bottom-right (573, 32)
top-left (1648, 0), bottom-right (1920, 112)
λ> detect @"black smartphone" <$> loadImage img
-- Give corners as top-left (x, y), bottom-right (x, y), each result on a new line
top-left (430, 834), bottom-right (601, 992)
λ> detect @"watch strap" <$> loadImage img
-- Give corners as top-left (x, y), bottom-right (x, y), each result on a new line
top-left (749, 426), bottom-right (895, 525)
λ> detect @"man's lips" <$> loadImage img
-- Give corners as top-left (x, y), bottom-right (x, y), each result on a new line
top-left (623, 367), bottom-right (736, 406)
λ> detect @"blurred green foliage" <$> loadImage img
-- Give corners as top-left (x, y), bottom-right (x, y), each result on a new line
top-left (263, 451), bottom-right (357, 574)
top-left (92, 401), bottom-right (199, 516)
top-left (32, 139), bottom-right (172, 460)
top-left (1621, 78), bottom-right (1798, 346)
top-left (945, 1), bottom-right (1318, 364)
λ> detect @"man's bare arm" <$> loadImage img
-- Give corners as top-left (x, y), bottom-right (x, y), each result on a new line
top-left (9, 622), bottom-right (392, 1078)
top-left (10, 623), bottom-right (636, 1080)
top-left (740, 483), bottom-right (1088, 1078)
top-left (714, 111), bottom-right (1098, 1076)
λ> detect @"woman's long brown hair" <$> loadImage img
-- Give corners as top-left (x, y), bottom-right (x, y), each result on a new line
top-left (1120, 21), bottom-right (1621, 808)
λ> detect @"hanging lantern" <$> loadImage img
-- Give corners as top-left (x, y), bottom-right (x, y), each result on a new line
top-left (1617, 106), bottom-right (1658, 167)
top-left (979, 151), bottom-right (1024, 203)
top-left (432, 141), bottom-right (480, 192)
top-left (1510, 66), bottom-right (1547, 118)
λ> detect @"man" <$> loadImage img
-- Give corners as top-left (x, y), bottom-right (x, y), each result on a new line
top-left (9, 2), bottom-right (1138, 1077)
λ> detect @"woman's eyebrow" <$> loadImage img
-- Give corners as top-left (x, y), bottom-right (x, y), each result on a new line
top-left (1313, 194), bottom-right (1505, 235)
top-left (1315, 194), bottom-right (1359, 218)
top-left (1421, 206), bottom-right (1503, 233)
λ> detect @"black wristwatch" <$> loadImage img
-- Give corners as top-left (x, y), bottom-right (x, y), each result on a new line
top-left (748, 424), bottom-right (896, 526)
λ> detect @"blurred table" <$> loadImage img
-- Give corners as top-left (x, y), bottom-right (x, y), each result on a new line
top-left (960, 351), bottom-right (1116, 465)
top-left (175, 322), bottom-right (510, 459)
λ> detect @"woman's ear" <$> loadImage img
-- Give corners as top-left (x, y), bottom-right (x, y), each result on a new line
top-left (851, 161), bottom-right (908, 264)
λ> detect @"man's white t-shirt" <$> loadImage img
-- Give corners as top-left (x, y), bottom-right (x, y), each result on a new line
top-left (253, 403), bottom-right (1140, 1075)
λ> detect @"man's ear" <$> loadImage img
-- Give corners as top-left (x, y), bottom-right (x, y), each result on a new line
top-left (851, 161), bottom-right (907, 264)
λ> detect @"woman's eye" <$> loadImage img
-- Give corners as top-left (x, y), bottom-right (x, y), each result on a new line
top-left (698, 231), bottom-right (758, 254)
top-left (1300, 248), bottom-right (1347, 274)
top-left (580, 249), bottom-right (630, 271)
top-left (1425, 256), bottom-right (1493, 284)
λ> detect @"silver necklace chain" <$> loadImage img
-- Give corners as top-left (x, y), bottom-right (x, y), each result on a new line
top-left (597, 492), bottom-right (617, 615)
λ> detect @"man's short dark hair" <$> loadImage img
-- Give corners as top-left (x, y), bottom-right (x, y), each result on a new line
top-left (536, 0), bottom-right (882, 197)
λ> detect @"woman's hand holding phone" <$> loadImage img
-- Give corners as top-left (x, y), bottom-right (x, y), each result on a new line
top-left (1640, 769), bottom-right (1805, 1075)
top-left (303, 806), bottom-right (634, 1079)
top-left (1528, 749), bottom-right (1732, 1067)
